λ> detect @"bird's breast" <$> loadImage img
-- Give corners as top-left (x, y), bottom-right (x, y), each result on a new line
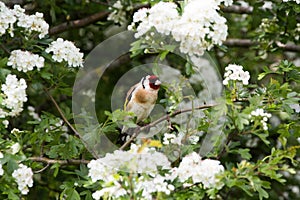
top-left (134, 89), bottom-right (158, 104)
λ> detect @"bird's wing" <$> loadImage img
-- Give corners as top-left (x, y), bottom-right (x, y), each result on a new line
top-left (123, 82), bottom-right (140, 110)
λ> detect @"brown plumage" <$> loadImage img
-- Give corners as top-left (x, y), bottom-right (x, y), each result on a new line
top-left (122, 75), bottom-right (161, 132)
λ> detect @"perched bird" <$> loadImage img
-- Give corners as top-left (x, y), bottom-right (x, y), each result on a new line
top-left (121, 75), bottom-right (161, 134)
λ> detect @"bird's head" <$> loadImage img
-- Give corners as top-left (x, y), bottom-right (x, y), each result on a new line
top-left (143, 75), bottom-right (161, 90)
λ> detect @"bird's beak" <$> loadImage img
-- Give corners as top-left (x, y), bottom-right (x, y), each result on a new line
top-left (155, 80), bottom-right (161, 86)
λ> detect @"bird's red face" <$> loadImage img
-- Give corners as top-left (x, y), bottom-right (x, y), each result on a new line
top-left (148, 75), bottom-right (161, 90)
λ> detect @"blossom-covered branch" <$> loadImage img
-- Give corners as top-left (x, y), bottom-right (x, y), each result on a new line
top-left (48, 4), bottom-right (254, 35)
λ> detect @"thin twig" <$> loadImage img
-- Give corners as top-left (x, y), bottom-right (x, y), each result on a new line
top-left (224, 39), bottom-right (300, 52)
top-left (0, 43), bottom-right (10, 54)
top-left (44, 90), bottom-right (99, 158)
top-left (120, 104), bottom-right (215, 150)
top-left (33, 163), bottom-right (50, 173)
top-left (45, 90), bottom-right (81, 138)
top-left (29, 156), bottom-right (89, 165)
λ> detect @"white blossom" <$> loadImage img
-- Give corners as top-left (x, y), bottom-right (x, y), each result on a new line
top-left (88, 144), bottom-right (172, 199)
top-left (0, 2), bottom-right (16, 36)
top-left (1, 74), bottom-right (27, 117)
top-left (163, 133), bottom-right (183, 145)
top-left (223, 64), bottom-right (250, 85)
top-left (12, 164), bottom-right (34, 195)
top-left (45, 38), bottom-right (84, 67)
top-left (249, 108), bottom-right (272, 130)
top-left (2, 120), bottom-right (9, 128)
top-left (135, 175), bottom-right (175, 200)
top-left (107, 0), bottom-right (127, 25)
top-left (129, 0), bottom-right (229, 56)
top-left (0, 3), bottom-right (48, 38)
top-left (88, 144), bottom-right (170, 177)
top-left (130, 2), bottom-right (179, 38)
top-left (92, 183), bottom-right (127, 200)
top-left (163, 132), bottom-right (200, 145)
top-left (16, 11), bottom-right (49, 39)
top-left (172, 152), bottom-right (224, 188)
top-left (87, 159), bottom-right (116, 183)
top-left (172, 0), bottom-right (228, 56)
top-left (28, 106), bottom-right (41, 121)
top-left (9, 142), bottom-right (21, 155)
top-left (8, 50), bottom-right (45, 72)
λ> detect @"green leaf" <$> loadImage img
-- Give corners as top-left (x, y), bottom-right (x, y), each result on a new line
top-left (41, 71), bottom-right (53, 80)
top-left (257, 72), bottom-right (267, 80)
top-left (62, 188), bottom-right (80, 200)
top-left (253, 132), bottom-right (270, 145)
top-left (231, 148), bottom-right (252, 160)
top-left (51, 163), bottom-right (60, 177)
top-left (257, 187), bottom-right (269, 200)
top-left (164, 44), bottom-right (176, 52)
top-left (0, 57), bottom-right (8, 68)
top-left (185, 62), bottom-right (194, 75)
top-left (0, 68), bottom-right (11, 81)
top-left (159, 50), bottom-right (169, 61)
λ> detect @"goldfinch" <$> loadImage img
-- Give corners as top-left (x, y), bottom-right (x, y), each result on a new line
top-left (122, 75), bottom-right (161, 133)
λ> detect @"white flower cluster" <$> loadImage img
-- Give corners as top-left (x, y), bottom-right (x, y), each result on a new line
top-left (12, 164), bottom-right (34, 195)
top-left (129, 0), bottom-right (232, 56)
top-left (28, 106), bottom-right (41, 121)
top-left (0, 2), bottom-right (16, 36)
top-left (1, 74), bottom-right (27, 117)
top-left (135, 175), bottom-right (175, 200)
top-left (45, 38), bottom-right (84, 67)
top-left (8, 142), bottom-right (21, 155)
top-left (88, 144), bottom-right (171, 199)
top-left (107, 0), bottom-right (128, 25)
top-left (7, 50), bottom-right (45, 72)
top-left (88, 144), bottom-right (170, 178)
top-left (168, 152), bottom-right (224, 189)
top-left (163, 132), bottom-right (200, 145)
top-left (283, 0), bottom-right (300, 4)
top-left (0, 3), bottom-right (49, 38)
top-left (249, 108), bottom-right (272, 130)
top-left (88, 147), bottom-right (225, 199)
top-left (163, 132), bottom-right (183, 145)
top-left (223, 64), bottom-right (250, 85)
top-left (92, 184), bottom-right (127, 200)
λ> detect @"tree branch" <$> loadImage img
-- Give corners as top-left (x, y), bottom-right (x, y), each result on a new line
top-left (29, 157), bottom-right (89, 165)
top-left (224, 38), bottom-right (300, 52)
top-left (120, 104), bottom-right (215, 150)
top-left (49, 11), bottom-right (110, 35)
